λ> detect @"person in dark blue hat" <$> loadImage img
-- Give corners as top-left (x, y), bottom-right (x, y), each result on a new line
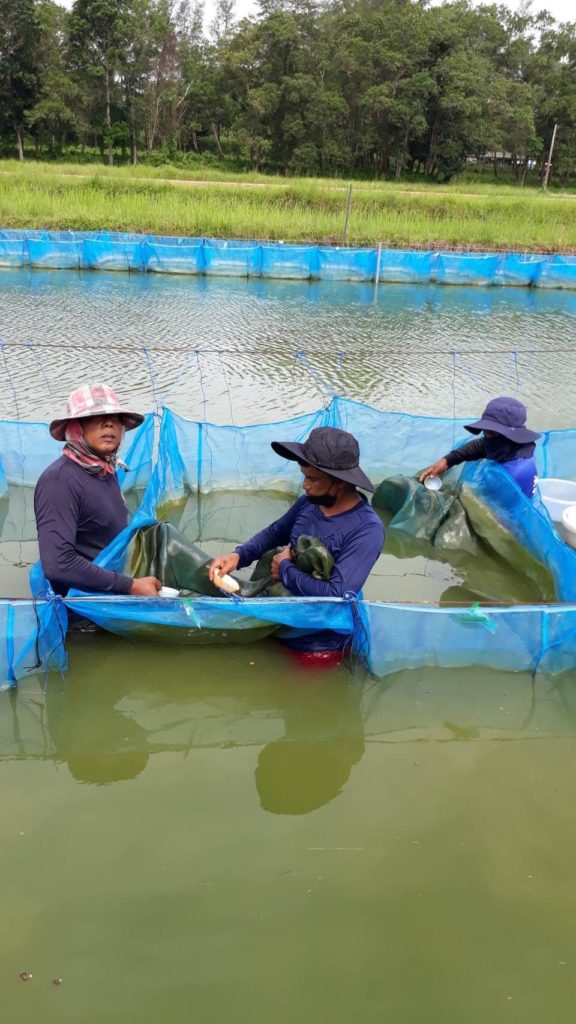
top-left (209, 426), bottom-right (384, 659)
top-left (419, 396), bottom-right (541, 498)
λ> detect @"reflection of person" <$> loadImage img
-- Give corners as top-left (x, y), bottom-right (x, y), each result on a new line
top-left (34, 384), bottom-right (160, 597)
top-left (209, 427), bottom-right (384, 656)
top-left (255, 678), bottom-right (365, 815)
top-left (46, 667), bottom-right (150, 785)
top-left (419, 397), bottom-right (541, 499)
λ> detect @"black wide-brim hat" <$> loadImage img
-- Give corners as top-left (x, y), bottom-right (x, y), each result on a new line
top-left (465, 396), bottom-right (541, 445)
top-left (271, 426), bottom-right (375, 493)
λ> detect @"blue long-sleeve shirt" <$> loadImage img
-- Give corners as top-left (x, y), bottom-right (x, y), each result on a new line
top-left (34, 455), bottom-right (133, 596)
top-left (235, 494), bottom-right (384, 651)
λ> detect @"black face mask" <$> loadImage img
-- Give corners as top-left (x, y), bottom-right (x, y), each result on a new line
top-left (484, 434), bottom-right (526, 463)
top-left (307, 490), bottom-right (338, 508)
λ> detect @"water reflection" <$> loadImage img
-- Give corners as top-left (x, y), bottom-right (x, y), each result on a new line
top-left (4, 640), bottom-right (576, 809)
top-left (255, 679), bottom-right (364, 815)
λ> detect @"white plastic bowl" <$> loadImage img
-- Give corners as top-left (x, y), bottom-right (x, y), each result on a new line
top-left (158, 586), bottom-right (180, 598)
top-left (537, 478), bottom-right (576, 523)
top-left (424, 476), bottom-right (442, 492)
top-left (561, 505), bottom-right (576, 550)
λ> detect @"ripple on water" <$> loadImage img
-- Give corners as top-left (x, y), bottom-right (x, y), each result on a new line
top-left (0, 269), bottom-right (575, 426)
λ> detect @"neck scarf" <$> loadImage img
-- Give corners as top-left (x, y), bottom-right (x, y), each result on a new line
top-left (62, 420), bottom-right (128, 477)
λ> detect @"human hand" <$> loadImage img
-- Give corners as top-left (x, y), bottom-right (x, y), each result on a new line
top-left (271, 546), bottom-right (292, 580)
top-left (209, 552), bottom-right (240, 582)
top-left (419, 457), bottom-right (448, 483)
top-left (130, 576), bottom-right (162, 596)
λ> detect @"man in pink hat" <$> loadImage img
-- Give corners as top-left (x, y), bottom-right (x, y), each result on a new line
top-left (34, 384), bottom-right (161, 597)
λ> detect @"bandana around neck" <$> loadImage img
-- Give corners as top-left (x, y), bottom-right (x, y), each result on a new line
top-left (62, 420), bottom-right (128, 477)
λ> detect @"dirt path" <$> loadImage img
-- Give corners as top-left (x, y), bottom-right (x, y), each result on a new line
top-left (4, 168), bottom-right (576, 200)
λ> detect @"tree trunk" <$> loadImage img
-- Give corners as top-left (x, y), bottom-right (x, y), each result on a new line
top-left (132, 136), bottom-right (138, 165)
top-left (425, 119), bottom-right (439, 176)
top-left (192, 131), bottom-right (199, 153)
top-left (211, 122), bottom-right (224, 158)
top-left (105, 65), bottom-right (114, 166)
top-left (16, 125), bottom-right (24, 160)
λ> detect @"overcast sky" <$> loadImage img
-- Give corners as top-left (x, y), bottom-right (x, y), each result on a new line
top-left (54, 0), bottom-right (574, 28)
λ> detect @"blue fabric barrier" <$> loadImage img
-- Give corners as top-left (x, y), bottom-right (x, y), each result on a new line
top-left (28, 238), bottom-right (82, 269)
top-left (364, 602), bottom-right (576, 677)
top-left (81, 239), bottom-right (145, 272)
top-left (0, 229), bottom-right (45, 239)
top-left (535, 257), bottom-right (576, 290)
top-left (0, 228), bottom-right (575, 287)
top-left (203, 242), bottom-right (262, 276)
top-left (0, 598), bottom-right (67, 689)
top-left (0, 239), bottom-right (26, 267)
top-left (318, 247), bottom-right (377, 281)
top-left (436, 254), bottom-right (500, 286)
top-left (260, 244), bottom-right (316, 279)
top-left (144, 241), bottom-right (204, 275)
top-left (378, 249), bottom-right (433, 284)
top-left (494, 253), bottom-right (544, 287)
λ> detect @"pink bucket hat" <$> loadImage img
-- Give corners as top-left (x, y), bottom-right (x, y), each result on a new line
top-left (49, 384), bottom-right (144, 441)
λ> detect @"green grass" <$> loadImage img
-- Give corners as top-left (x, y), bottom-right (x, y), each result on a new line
top-left (1, 163), bottom-right (575, 250)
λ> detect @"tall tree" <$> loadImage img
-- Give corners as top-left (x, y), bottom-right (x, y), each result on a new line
top-left (0, 0), bottom-right (40, 158)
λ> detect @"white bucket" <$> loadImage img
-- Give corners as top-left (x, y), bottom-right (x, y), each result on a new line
top-left (561, 505), bottom-right (576, 551)
top-left (537, 478), bottom-right (576, 523)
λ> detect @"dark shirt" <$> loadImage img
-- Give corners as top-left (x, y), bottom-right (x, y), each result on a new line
top-left (444, 437), bottom-right (535, 467)
top-left (34, 455), bottom-right (133, 596)
top-left (235, 494), bottom-right (385, 651)
top-left (444, 437), bottom-right (537, 498)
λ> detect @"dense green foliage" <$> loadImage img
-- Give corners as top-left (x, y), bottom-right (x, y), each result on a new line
top-left (1, 0), bottom-right (575, 184)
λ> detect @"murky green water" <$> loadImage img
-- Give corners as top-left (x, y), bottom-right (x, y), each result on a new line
top-left (2, 269), bottom-right (576, 1020)
top-left (3, 641), bottom-right (576, 1023)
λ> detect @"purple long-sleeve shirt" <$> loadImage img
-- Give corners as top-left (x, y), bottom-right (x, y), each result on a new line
top-left (235, 494), bottom-right (384, 651)
top-left (34, 455), bottom-right (133, 596)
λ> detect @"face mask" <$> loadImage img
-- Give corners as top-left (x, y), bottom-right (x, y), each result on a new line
top-left (484, 434), bottom-right (517, 462)
top-left (307, 490), bottom-right (338, 508)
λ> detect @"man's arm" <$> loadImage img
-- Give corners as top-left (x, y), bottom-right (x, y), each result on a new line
top-left (234, 500), bottom-right (301, 568)
top-left (420, 437), bottom-right (487, 481)
top-left (444, 437), bottom-right (487, 467)
top-left (34, 475), bottom-right (133, 594)
top-left (278, 519), bottom-right (384, 597)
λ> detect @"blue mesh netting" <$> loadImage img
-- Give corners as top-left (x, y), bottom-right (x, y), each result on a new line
top-left (145, 241), bottom-right (204, 275)
top-left (0, 230), bottom-right (575, 287)
top-left (203, 243), bottom-right (262, 276)
top-left (435, 253), bottom-right (501, 286)
top-left (0, 413), bottom-right (154, 490)
top-left (260, 244), bottom-right (317, 279)
top-left (4, 396), bottom-right (576, 687)
top-left (378, 249), bottom-right (433, 284)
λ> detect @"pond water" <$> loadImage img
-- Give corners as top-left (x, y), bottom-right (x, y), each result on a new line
top-left (1, 268), bottom-right (576, 1022)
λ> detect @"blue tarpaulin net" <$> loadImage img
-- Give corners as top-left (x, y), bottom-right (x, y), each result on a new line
top-left (3, 396), bottom-right (576, 688)
top-left (1, 230), bottom-right (575, 288)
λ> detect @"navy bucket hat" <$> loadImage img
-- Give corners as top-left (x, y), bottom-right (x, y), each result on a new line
top-left (271, 426), bottom-right (375, 492)
top-left (465, 397), bottom-right (541, 444)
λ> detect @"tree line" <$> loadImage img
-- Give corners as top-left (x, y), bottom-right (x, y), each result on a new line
top-left (1, 0), bottom-right (576, 183)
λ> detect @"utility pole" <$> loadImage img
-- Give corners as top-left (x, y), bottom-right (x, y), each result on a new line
top-left (543, 121), bottom-right (558, 190)
top-left (343, 184), bottom-right (353, 242)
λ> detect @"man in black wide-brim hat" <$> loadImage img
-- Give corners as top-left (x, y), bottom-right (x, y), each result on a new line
top-left (209, 426), bottom-right (384, 661)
